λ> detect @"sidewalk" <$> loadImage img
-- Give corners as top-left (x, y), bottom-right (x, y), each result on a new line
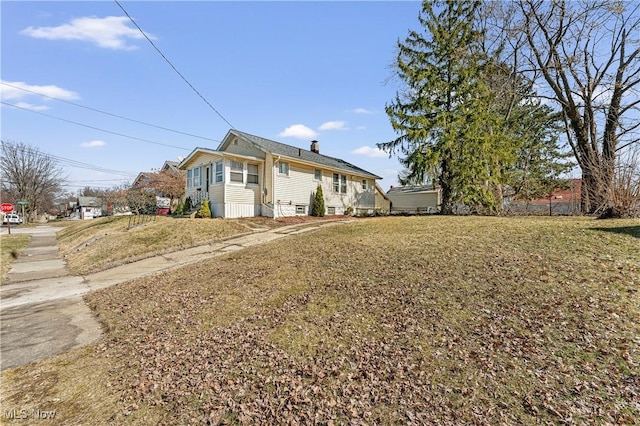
top-left (0, 218), bottom-right (352, 370)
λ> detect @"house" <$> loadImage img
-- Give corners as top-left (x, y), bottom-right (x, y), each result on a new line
top-left (386, 185), bottom-right (441, 214)
top-left (77, 196), bottom-right (103, 219)
top-left (178, 129), bottom-right (382, 218)
top-left (133, 160), bottom-right (185, 215)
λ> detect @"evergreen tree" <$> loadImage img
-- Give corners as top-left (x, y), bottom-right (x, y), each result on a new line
top-left (311, 185), bottom-right (325, 217)
top-left (378, 0), bottom-right (510, 214)
top-left (196, 197), bottom-right (211, 218)
top-left (504, 103), bottom-right (575, 206)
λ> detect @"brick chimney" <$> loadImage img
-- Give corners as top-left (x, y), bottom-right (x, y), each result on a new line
top-left (310, 140), bottom-right (319, 154)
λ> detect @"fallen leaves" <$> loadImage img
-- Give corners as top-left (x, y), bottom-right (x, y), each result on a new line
top-left (75, 216), bottom-right (640, 424)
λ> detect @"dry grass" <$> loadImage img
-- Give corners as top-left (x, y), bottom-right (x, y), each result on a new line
top-left (1, 216), bottom-right (638, 424)
top-left (0, 234), bottom-right (30, 284)
top-left (57, 216), bottom-right (250, 275)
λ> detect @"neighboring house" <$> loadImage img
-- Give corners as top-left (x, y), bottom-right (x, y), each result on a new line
top-left (77, 196), bottom-right (103, 219)
top-left (506, 179), bottom-right (582, 215)
top-left (178, 129), bottom-right (382, 218)
top-left (133, 160), bottom-right (185, 215)
top-left (386, 185), bottom-right (441, 214)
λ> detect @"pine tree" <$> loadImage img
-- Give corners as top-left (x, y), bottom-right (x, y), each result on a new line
top-left (378, 0), bottom-right (512, 214)
top-left (311, 185), bottom-right (325, 217)
top-left (196, 198), bottom-right (211, 218)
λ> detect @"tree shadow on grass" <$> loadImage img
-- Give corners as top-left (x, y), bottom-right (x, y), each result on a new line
top-left (592, 225), bottom-right (640, 239)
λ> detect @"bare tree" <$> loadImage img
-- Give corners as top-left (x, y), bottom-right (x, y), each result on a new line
top-left (503, 0), bottom-right (640, 214)
top-left (140, 168), bottom-right (185, 207)
top-left (1, 140), bottom-right (65, 220)
top-left (607, 146), bottom-right (640, 217)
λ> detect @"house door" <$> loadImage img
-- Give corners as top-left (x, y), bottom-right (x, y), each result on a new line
top-left (205, 167), bottom-right (210, 193)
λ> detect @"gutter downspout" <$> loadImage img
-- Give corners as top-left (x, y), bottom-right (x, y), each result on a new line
top-left (273, 155), bottom-right (280, 218)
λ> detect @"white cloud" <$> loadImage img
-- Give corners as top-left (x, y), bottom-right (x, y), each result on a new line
top-left (80, 140), bottom-right (106, 148)
top-left (278, 124), bottom-right (318, 139)
top-left (1, 80), bottom-right (79, 101)
top-left (351, 108), bottom-right (374, 114)
top-left (21, 16), bottom-right (151, 50)
top-left (12, 101), bottom-right (50, 112)
top-left (318, 120), bottom-right (348, 131)
top-left (352, 146), bottom-right (389, 158)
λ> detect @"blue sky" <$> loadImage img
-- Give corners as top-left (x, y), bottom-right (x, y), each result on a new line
top-left (1, 1), bottom-right (422, 194)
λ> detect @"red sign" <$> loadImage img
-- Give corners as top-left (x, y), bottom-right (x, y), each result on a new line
top-left (0, 203), bottom-right (14, 213)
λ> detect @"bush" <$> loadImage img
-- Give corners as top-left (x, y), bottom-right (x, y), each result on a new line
top-left (311, 185), bottom-right (325, 217)
top-left (196, 198), bottom-right (211, 218)
top-left (173, 202), bottom-right (184, 216)
top-left (184, 196), bottom-right (192, 212)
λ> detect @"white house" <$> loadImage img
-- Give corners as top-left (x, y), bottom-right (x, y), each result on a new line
top-left (178, 129), bottom-right (382, 218)
top-left (386, 185), bottom-right (441, 214)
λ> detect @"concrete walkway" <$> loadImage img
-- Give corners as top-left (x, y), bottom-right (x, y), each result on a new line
top-left (0, 219), bottom-right (352, 370)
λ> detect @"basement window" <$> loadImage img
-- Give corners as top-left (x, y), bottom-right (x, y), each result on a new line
top-left (327, 207), bottom-right (336, 215)
top-left (296, 205), bottom-right (306, 214)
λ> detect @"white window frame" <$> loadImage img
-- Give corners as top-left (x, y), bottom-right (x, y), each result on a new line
top-left (278, 161), bottom-right (289, 176)
top-left (187, 169), bottom-right (193, 188)
top-left (230, 160), bottom-right (244, 183)
top-left (247, 163), bottom-right (259, 185)
top-left (215, 161), bottom-right (223, 183)
top-left (314, 169), bottom-right (322, 181)
top-left (327, 206), bottom-right (336, 215)
top-left (362, 179), bottom-right (368, 190)
top-left (295, 205), bottom-right (306, 214)
top-left (333, 173), bottom-right (347, 194)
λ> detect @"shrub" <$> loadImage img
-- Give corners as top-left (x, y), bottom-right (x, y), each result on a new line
top-left (173, 202), bottom-right (184, 216)
top-left (196, 198), bottom-right (211, 218)
top-left (311, 185), bottom-right (325, 217)
top-left (184, 196), bottom-right (192, 212)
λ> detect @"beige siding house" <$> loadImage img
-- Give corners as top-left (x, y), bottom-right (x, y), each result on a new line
top-left (386, 186), bottom-right (441, 214)
top-left (178, 129), bottom-right (382, 218)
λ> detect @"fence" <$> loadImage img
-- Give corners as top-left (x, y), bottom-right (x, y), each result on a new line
top-left (127, 213), bottom-right (157, 230)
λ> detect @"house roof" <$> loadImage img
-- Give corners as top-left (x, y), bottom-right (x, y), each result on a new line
top-left (387, 185), bottom-right (440, 195)
top-left (223, 129), bottom-right (382, 180)
top-left (78, 196), bottom-right (102, 207)
top-left (162, 160), bottom-right (181, 173)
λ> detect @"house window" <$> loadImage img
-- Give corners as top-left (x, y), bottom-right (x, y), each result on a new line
top-left (327, 206), bottom-right (336, 215)
top-left (333, 173), bottom-right (347, 193)
top-left (278, 161), bottom-right (289, 176)
top-left (362, 179), bottom-right (368, 190)
top-left (296, 205), bottom-right (306, 214)
top-left (314, 169), bottom-right (322, 181)
top-left (230, 160), bottom-right (243, 183)
top-left (193, 167), bottom-right (201, 187)
top-left (215, 161), bottom-right (223, 183)
top-left (247, 164), bottom-right (259, 184)
top-left (187, 169), bottom-right (193, 188)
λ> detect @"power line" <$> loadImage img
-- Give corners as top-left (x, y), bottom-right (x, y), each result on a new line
top-left (2, 101), bottom-right (192, 151)
top-left (114, 0), bottom-right (236, 129)
top-left (1, 141), bottom-right (137, 177)
top-left (0, 81), bottom-right (220, 143)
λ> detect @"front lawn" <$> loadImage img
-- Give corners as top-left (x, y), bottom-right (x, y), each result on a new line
top-left (1, 216), bottom-right (638, 424)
